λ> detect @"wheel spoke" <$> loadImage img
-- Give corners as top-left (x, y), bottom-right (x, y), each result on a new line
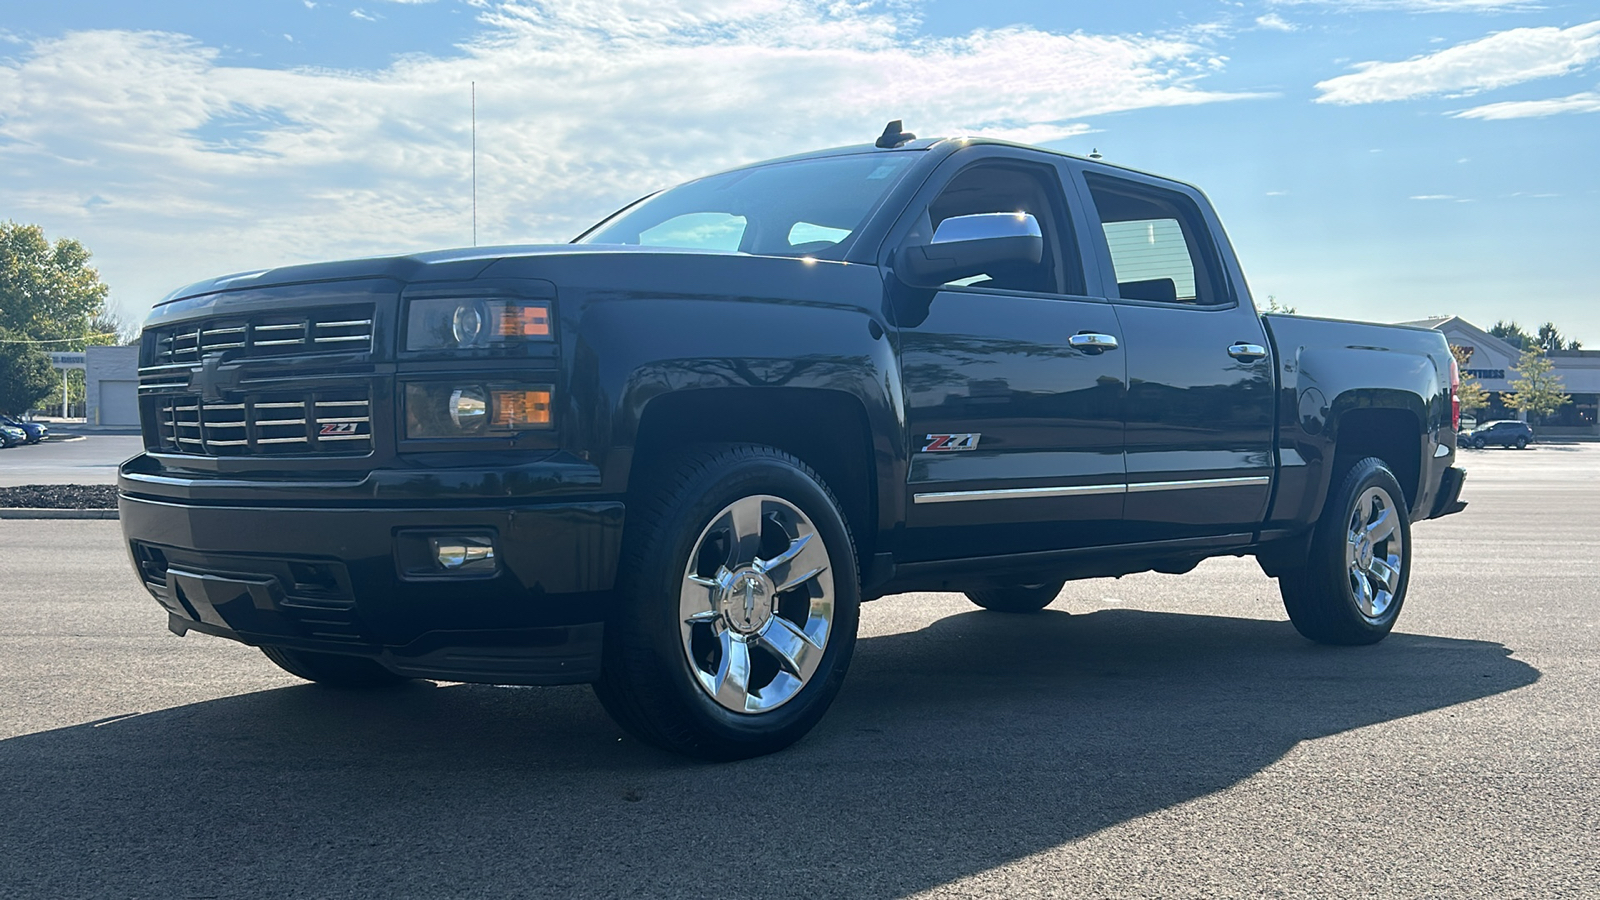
top-left (680, 566), bottom-right (726, 626)
top-left (1364, 508), bottom-right (1397, 544)
top-left (723, 496), bottom-right (766, 567)
top-left (758, 532), bottom-right (830, 594)
top-left (1368, 556), bottom-right (1401, 594)
top-left (759, 615), bottom-right (823, 680)
top-left (711, 631), bottom-right (754, 711)
top-left (1352, 568), bottom-right (1376, 616)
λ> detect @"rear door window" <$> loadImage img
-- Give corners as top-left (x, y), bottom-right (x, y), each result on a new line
top-left (1083, 173), bottom-right (1230, 306)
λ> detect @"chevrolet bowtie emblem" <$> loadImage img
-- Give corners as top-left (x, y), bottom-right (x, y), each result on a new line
top-left (187, 353), bottom-right (243, 403)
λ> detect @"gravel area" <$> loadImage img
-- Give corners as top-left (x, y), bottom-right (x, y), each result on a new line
top-left (0, 484), bottom-right (118, 509)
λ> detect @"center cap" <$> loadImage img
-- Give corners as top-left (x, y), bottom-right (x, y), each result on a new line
top-left (1356, 537), bottom-right (1373, 568)
top-left (721, 568), bottom-right (775, 635)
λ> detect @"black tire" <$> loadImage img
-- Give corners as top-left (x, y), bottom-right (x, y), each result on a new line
top-left (965, 581), bottom-right (1065, 614)
top-left (1472, 437), bottom-right (1485, 449)
top-left (594, 444), bottom-right (860, 761)
top-left (260, 646), bottom-right (411, 687)
top-left (1515, 436), bottom-right (1528, 449)
top-left (1278, 457), bottom-right (1412, 645)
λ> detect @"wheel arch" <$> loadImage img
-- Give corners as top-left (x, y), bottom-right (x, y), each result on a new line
top-left (629, 387), bottom-right (881, 566)
top-left (1326, 392), bottom-right (1426, 513)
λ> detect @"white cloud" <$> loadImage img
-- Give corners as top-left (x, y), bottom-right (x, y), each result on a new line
top-left (0, 2), bottom-right (1259, 320)
top-left (1315, 20), bottom-right (1600, 103)
top-left (1255, 14), bottom-right (1297, 32)
top-left (1454, 89), bottom-right (1600, 118)
top-left (350, 9), bottom-right (379, 21)
top-left (1410, 194), bottom-right (1456, 199)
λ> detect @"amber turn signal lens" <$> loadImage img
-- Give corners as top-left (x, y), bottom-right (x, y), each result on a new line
top-left (492, 389), bottom-right (552, 428)
top-left (496, 304), bottom-right (550, 339)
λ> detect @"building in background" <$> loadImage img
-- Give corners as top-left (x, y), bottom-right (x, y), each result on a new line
top-left (84, 345), bottom-right (139, 427)
top-left (1403, 317), bottom-right (1599, 437)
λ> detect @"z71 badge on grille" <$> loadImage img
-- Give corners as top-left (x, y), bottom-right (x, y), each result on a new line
top-left (922, 433), bottom-right (980, 452)
top-left (320, 423), bottom-right (360, 436)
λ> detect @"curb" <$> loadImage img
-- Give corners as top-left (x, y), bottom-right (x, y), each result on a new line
top-left (0, 508), bottom-right (119, 520)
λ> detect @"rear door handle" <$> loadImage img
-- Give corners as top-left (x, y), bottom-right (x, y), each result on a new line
top-left (1228, 342), bottom-right (1267, 361)
top-left (1068, 333), bottom-right (1119, 352)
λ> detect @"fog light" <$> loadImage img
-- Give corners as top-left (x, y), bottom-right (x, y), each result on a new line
top-left (432, 537), bottom-right (495, 571)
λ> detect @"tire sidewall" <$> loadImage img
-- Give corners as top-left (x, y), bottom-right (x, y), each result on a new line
top-left (625, 449), bottom-right (860, 753)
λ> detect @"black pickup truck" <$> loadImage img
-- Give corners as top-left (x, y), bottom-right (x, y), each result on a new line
top-left (120, 124), bottom-right (1467, 759)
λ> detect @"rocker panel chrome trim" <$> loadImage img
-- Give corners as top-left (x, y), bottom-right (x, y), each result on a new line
top-left (912, 475), bottom-right (1270, 504)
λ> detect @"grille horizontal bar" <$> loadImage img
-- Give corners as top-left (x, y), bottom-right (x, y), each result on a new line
top-left (149, 305), bottom-right (374, 366)
top-left (152, 388), bottom-right (373, 457)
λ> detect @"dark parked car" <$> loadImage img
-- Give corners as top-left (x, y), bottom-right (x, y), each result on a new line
top-left (120, 124), bottom-right (1468, 759)
top-left (0, 415), bottom-right (48, 444)
top-left (1464, 420), bottom-right (1533, 449)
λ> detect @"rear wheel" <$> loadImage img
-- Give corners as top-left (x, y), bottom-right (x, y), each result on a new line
top-left (1278, 457), bottom-right (1411, 645)
top-left (260, 646), bottom-right (411, 687)
top-left (595, 445), bottom-right (859, 760)
top-left (1515, 436), bottom-right (1528, 449)
top-left (964, 581), bottom-right (1065, 614)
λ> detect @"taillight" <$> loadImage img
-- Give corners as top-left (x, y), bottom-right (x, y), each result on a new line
top-left (1449, 357), bottom-right (1461, 431)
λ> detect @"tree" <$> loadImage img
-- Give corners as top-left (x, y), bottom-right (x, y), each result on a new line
top-left (1536, 321), bottom-right (1582, 352)
top-left (0, 221), bottom-right (114, 350)
top-left (1489, 320), bottom-right (1533, 350)
top-left (1449, 344), bottom-right (1488, 421)
top-left (0, 326), bottom-right (57, 414)
top-left (1502, 346), bottom-right (1572, 425)
top-left (1263, 295), bottom-right (1297, 314)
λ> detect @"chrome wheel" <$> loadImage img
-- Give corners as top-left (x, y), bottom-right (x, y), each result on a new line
top-left (1345, 485), bottom-right (1404, 620)
top-left (679, 494), bottom-right (834, 714)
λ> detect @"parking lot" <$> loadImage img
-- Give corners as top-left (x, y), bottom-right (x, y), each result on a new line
top-left (1, 443), bottom-right (1596, 898)
top-left (0, 433), bottom-right (142, 487)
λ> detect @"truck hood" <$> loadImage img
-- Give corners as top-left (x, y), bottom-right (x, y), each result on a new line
top-left (156, 243), bottom-right (729, 306)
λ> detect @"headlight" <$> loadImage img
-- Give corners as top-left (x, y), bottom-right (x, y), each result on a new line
top-left (406, 382), bottom-right (553, 439)
top-left (406, 298), bottom-right (552, 351)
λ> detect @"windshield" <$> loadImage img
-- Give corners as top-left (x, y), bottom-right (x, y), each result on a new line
top-left (576, 152), bottom-right (919, 259)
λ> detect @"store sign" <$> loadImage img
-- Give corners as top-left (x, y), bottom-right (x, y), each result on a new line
top-left (47, 352), bottom-right (86, 369)
top-left (1464, 368), bottom-right (1505, 380)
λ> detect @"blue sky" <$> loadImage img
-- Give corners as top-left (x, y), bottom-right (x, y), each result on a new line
top-left (2, 0), bottom-right (1597, 343)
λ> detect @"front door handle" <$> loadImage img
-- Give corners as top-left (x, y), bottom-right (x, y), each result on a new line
top-left (1068, 333), bottom-right (1119, 352)
top-left (1228, 342), bottom-right (1267, 361)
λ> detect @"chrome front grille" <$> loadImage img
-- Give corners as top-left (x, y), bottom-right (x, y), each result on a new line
top-left (154, 389), bottom-right (373, 457)
top-left (150, 306), bottom-right (373, 366)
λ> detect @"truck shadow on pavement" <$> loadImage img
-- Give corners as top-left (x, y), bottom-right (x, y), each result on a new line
top-left (0, 608), bottom-right (1536, 899)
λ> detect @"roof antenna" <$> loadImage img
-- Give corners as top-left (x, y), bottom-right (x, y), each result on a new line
top-left (471, 81), bottom-right (477, 247)
top-left (876, 120), bottom-right (916, 149)
top-left (1088, 148), bottom-right (1103, 160)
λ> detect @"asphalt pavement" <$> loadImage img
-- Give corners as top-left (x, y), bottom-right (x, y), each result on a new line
top-left (0, 444), bottom-right (1595, 898)
top-left (0, 434), bottom-right (143, 487)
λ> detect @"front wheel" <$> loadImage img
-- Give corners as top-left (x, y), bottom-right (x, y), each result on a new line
top-left (595, 445), bottom-right (859, 760)
top-left (260, 646), bottom-right (412, 687)
top-left (965, 581), bottom-right (1065, 614)
top-left (1472, 437), bottom-right (1485, 449)
top-left (1278, 457), bottom-right (1412, 645)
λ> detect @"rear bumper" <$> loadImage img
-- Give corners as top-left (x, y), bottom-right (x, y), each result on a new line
top-left (118, 491), bottom-right (623, 685)
top-left (1429, 465), bottom-right (1468, 519)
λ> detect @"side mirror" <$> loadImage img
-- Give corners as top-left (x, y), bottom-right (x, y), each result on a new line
top-left (895, 212), bottom-right (1044, 288)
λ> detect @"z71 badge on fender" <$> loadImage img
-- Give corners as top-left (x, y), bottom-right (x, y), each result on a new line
top-left (923, 433), bottom-right (980, 452)
top-left (320, 423), bottom-right (360, 436)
